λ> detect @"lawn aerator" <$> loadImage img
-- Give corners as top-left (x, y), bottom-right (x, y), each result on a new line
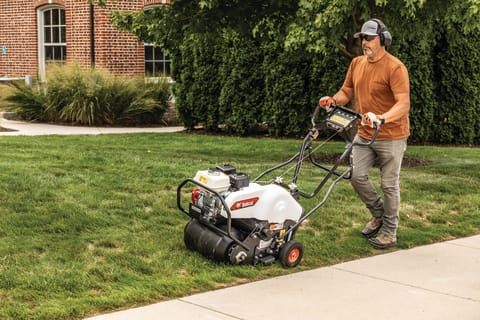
top-left (176, 104), bottom-right (381, 267)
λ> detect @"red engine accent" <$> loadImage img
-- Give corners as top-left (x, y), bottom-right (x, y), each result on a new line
top-left (230, 197), bottom-right (259, 211)
top-left (191, 187), bottom-right (201, 204)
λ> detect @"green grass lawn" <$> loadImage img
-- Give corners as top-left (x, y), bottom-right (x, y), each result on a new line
top-left (0, 133), bottom-right (479, 319)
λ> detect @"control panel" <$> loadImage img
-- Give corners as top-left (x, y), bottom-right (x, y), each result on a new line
top-left (325, 106), bottom-right (361, 132)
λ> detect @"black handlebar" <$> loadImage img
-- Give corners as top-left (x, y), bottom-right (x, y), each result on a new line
top-left (311, 105), bottom-right (322, 128)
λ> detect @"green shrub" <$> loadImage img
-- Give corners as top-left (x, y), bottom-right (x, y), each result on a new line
top-left (173, 38), bottom-right (197, 130)
top-left (172, 33), bottom-right (223, 131)
top-left (262, 48), bottom-right (311, 136)
top-left (3, 81), bottom-right (48, 121)
top-left (190, 34), bottom-right (222, 132)
top-left (219, 32), bottom-right (263, 135)
top-left (6, 64), bottom-right (171, 126)
top-left (433, 28), bottom-right (480, 144)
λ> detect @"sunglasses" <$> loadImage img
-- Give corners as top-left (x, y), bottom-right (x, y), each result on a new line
top-left (359, 34), bottom-right (378, 41)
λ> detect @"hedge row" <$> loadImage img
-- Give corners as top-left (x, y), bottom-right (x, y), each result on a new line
top-left (173, 22), bottom-right (480, 144)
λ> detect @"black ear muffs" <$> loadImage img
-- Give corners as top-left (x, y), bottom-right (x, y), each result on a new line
top-left (370, 18), bottom-right (392, 46)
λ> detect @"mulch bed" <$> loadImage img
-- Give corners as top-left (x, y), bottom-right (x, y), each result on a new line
top-left (183, 129), bottom-right (431, 168)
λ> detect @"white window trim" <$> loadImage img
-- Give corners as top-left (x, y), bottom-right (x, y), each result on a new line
top-left (37, 5), bottom-right (66, 82)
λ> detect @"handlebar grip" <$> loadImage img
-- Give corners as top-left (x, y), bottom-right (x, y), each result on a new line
top-left (353, 122), bottom-right (382, 146)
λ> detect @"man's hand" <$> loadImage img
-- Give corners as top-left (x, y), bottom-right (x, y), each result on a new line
top-left (319, 96), bottom-right (336, 112)
top-left (361, 112), bottom-right (382, 128)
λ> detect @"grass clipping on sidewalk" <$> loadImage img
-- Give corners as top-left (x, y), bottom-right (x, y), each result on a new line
top-left (0, 133), bottom-right (478, 319)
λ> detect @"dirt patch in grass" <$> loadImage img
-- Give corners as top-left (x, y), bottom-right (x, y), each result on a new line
top-left (311, 153), bottom-right (430, 167)
top-left (401, 156), bottom-right (431, 167)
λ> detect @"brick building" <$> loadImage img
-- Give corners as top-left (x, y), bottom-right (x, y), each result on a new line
top-left (0, 0), bottom-right (170, 81)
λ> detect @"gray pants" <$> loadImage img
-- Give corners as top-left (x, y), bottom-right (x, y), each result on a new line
top-left (351, 136), bottom-right (407, 236)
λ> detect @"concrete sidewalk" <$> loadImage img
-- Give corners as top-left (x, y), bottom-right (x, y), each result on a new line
top-left (85, 235), bottom-right (480, 320)
top-left (0, 117), bottom-right (184, 135)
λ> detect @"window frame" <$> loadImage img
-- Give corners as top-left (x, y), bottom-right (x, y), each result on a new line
top-left (143, 5), bottom-right (172, 82)
top-left (144, 44), bottom-right (171, 79)
top-left (37, 5), bottom-right (67, 81)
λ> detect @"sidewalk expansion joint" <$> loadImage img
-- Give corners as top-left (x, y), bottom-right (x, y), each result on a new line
top-left (178, 298), bottom-right (245, 320)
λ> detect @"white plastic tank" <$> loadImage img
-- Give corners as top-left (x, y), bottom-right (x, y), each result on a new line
top-left (224, 183), bottom-right (303, 223)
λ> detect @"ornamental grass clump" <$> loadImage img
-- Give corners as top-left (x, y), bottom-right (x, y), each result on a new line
top-left (6, 64), bottom-right (172, 126)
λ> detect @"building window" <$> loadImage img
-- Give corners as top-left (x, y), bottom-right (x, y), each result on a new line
top-left (44, 8), bottom-right (66, 62)
top-left (38, 6), bottom-right (66, 80)
top-left (143, 5), bottom-right (171, 79)
top-left (144, 45), bottom-right (170, 77)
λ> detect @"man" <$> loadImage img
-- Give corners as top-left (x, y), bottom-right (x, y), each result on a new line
top-left (319, 18), bottom-right (410, 249)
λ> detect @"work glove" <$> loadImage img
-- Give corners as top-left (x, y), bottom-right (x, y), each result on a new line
top-left (319, 96), bottom-right (336, 112)
top-left (361, 112), bottom-right (382, 128)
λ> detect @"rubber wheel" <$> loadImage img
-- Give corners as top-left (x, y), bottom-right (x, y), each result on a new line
top-left (279, 240), bottom-right (303, 268)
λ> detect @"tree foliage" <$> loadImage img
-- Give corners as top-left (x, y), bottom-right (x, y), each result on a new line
top-left (98, 0), bottom-right (480, 143)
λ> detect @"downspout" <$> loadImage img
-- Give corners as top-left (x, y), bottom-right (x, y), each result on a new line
top-left (89, 4), bottom-right (95, 67)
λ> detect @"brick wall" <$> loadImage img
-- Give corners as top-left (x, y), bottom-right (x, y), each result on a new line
top-left (93, 1), bottom-right (144, 75)
top-left (0, 0), bottom-right (170, 79)
top-left (67, 1), bottom-right (93, 69)
top-left (0, 0), bottom-right (38, 77)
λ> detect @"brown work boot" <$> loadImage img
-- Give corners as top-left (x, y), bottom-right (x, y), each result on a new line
top-left (369, 233), bottom-right (397, 249)
top-left (361, 217), bottom-right (382, 238)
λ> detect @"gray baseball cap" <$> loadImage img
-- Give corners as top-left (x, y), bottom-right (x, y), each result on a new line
top-left (353, 20), bottom-right (379, 38)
